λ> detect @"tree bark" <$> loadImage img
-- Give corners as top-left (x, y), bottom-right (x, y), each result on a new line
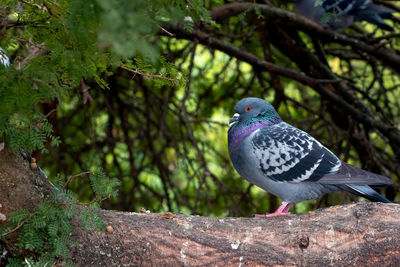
top-left (1, 147), bottom-right (400, 266)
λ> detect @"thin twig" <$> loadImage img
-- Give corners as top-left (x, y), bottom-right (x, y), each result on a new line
top-left (42, 1), bottom-right (60, 18)
top-left (16, 42), bottom-right (47, 70)
top-left (120, 66), bottom-right (178, 82)
top-left (19, 0), bottom-right (60, 18)
top-left (63, 171), bottom-right (92, 190)
top-left (35, 108), bottom-right (56, 127)
top-left (1, 221), bottom-right (25, 237)
top-left (80, 79), bottom-right (93, 104)
top-left (159, 25), bottom-right (175, 36)
top-left (81, 195), bottom-right (111, 206)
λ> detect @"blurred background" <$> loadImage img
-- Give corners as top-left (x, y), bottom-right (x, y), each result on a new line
top-left (1, 0), bottom-right (399, 217)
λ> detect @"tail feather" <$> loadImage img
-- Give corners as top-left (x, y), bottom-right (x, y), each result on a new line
top-left (360, 13), bottom-right (394, 31)
top-left (356, 4), bottom-right (396, 31)
top-left (342, 184), bottom-right (392, 203)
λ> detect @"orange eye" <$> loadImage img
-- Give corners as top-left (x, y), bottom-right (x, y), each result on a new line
top-left (245, 106), bottom-right (252, 112)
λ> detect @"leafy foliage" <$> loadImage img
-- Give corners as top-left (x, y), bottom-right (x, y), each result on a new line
top-left (0, 169), bottom-right (119, 266)
top-left (0, 0), bottom-right (207, 153)
top-left (90, 169), bottom-right (120, 200)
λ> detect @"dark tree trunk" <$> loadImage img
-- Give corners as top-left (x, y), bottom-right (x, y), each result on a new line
top-left (1, 147), bottom-right (400, 266)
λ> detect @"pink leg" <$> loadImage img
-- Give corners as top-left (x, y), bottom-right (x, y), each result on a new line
top-left (253, 201), bottom-right (292, 218)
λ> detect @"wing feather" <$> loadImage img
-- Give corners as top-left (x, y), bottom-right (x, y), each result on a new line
top-left (251, 123), bottom-right (340, 183)
top-left (251, 122), bottom-right (393, 186)
top-left (318, 162), bottom-right (393, 185)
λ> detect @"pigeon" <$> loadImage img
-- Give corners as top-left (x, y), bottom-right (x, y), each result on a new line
top-left (228, 97), bottom-right (393, 217)
top-left (295, 0), bottom-right (396, 31)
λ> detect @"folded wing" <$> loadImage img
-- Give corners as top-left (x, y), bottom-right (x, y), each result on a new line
top-left (251, 122), bottom-right (393, 186)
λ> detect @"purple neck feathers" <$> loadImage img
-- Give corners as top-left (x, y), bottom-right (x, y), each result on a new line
top-left (228, 120), bottom-right (278, 150)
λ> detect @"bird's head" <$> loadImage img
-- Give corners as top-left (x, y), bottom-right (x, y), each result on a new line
top-left (229, 97), bottom-right (281, 126)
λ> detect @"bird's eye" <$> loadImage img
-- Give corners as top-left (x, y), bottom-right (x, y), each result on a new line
top-left (245, 106), bottom-right (252, 112)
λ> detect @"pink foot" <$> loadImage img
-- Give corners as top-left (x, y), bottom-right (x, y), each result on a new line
top-left (253, 202), bottom-right (292, 218)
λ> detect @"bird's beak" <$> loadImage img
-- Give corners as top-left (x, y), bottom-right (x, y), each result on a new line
top-left (229, 113), bottom-right (240, 124)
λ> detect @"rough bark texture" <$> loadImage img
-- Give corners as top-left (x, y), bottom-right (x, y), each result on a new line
top-left (1, 147), bottom-right (400, 266)
top-left (0, 147), bottom-right (55, 258)
top-left (74, 204), bottom-right (400, 266)
top-left (0, 148), bottom-right (54, 214)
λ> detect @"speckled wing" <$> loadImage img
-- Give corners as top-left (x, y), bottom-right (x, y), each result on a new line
top-left (251, 122), bottom-right (341, 183)
top-left (251, 122), bottom-right (393, 186)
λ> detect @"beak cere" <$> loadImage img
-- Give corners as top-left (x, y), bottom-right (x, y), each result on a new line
top-left (229, 113), bottom-right (240, 124)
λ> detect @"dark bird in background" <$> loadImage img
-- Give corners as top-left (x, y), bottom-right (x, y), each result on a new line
top-left (228, 97), bottom-right (393, 217)
top-left (295, 0), bottom-right (397, 31)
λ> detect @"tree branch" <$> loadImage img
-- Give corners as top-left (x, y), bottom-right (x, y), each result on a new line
top-left (164, 25), bottom-right (339, 87)
top-left (210, 3), bottom-right (400, 73)
top-left (164, 25), bottom-right (400, 150)
top-left (120, 65), bottom-right (178, 82)
top-left (70, 202), bottom-right (400, 266)
top-left (1, 143), bottom-right (400, 266)
top-left (63, 171), bottom-right (92, 190)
